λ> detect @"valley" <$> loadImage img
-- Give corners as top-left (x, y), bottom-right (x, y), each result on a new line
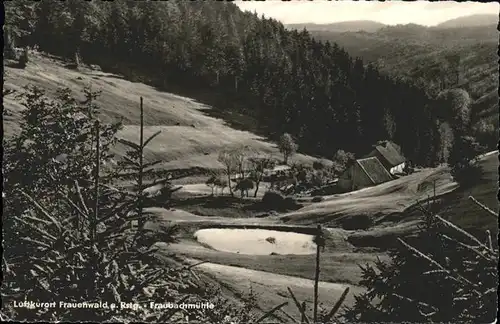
top-left (3, 2), bottom-right (498, 323)
top-left (7, 51), bottom-right (497, 321)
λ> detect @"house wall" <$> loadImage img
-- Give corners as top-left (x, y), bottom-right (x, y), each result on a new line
top-left (337, 179), bottom-right (352, 192)
top-left (390, 162), bottom-right (406, 175)
top-left (338, 164), bottom-right (373, 192)
top-left (352, 164), bottom-right (374, 190)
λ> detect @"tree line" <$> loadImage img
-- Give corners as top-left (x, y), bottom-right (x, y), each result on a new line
top-left (5, 0), bottom-right (489, 168)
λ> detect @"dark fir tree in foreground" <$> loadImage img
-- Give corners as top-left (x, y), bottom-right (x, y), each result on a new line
top-left (342, 198), bottom-right (498, 323)
top-left (1, 86), bottom-right (293, 323)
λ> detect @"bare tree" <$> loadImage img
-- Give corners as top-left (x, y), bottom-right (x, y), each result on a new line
top-left (217, 149), bottom-right (238, 197)
top-left (215, 177), bottom-right (228, 196)
top-left (234, 145), bottom-right (251, 179)
top-left (205, 175), bottom-right (218, 196)
top-left (248, 156), bottom-right (276, 197)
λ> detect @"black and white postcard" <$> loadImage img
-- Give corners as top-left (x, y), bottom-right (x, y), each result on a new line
top-left (2, 0), bottom-right (498, 323)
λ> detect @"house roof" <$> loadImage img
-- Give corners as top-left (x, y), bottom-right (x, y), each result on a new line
top-left (356, 157), bottom-right (394, 185)
top-left (373, 141), bottom-right (405, 167)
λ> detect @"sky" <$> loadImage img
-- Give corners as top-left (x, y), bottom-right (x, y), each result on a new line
top-left (234, 0), bottom-right (499, 26)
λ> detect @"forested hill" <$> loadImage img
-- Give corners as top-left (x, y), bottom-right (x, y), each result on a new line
top-left (5, 0), bottom-right (473, 166)
top-left (285, 20), bottom-right (499, 147)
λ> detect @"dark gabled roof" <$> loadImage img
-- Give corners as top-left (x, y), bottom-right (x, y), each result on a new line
top-left (373, 141), bottom-right (405, 167)
top-left (356, 157), bottom-right (394, 185)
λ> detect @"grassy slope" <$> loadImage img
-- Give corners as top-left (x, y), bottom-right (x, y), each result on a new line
top-left (280, 166), bottom-right (458, 225)
top-left (430, 152), bottom-right (498, 231)
top-left (3, 53), bottom-right (319, 172)
top-left (6, 52), bottom-right (495, 316)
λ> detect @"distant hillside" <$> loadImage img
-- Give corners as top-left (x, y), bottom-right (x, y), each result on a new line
top-left (287, 20), bottom-right (386, 33)
top-left (295, 23), bottom-right (499, 142)
top-left (436, 14), bottom-right (499, 29)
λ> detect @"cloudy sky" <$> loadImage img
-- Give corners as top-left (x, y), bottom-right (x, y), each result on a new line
top-left (235, 0), bottom-right (499, 26)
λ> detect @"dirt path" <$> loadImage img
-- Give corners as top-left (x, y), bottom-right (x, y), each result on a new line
top-left (187, 259), bottom-right (365, 320)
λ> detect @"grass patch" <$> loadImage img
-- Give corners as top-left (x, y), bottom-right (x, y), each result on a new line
top-left (171, 196), bottom-right (265, 218)
top-left (168, 242), bottom-right (386, 286)
top-left (171, 195), bottom-right (302, 218)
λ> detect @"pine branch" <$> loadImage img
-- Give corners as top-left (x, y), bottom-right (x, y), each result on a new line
top-left (434, 214), bottom-right (495, 256)
top-left (468, 196), bottom-right (498, 219)
top-left (397, 238), bottom-right (481, 296)
top-left (286, 287), bottom-right (310, 324)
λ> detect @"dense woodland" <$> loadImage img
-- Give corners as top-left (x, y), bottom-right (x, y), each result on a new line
top-left (4, 0), bottom-right (493, 166)
top-left (292, 23), bottom-right (499, 143)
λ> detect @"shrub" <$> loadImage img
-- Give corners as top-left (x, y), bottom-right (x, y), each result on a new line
top-left (312, 196), bottom-right (324, 203)
top-left (261, 191), bottom-right (285, 209)
top-left (312, 160), bottom-right (325, 170)
top-left (310, 170), bottom-right (330, 188)
top-left (448, 135), bottom-right (484, 187)
top-left (284, 197), bottom-right (300, 210)
top-left (235, 178), bottom-right (254, 198)
top-left (403, 161), bottom-right (415, 175)
top-left (338, 214), bottom-right (373, 230)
